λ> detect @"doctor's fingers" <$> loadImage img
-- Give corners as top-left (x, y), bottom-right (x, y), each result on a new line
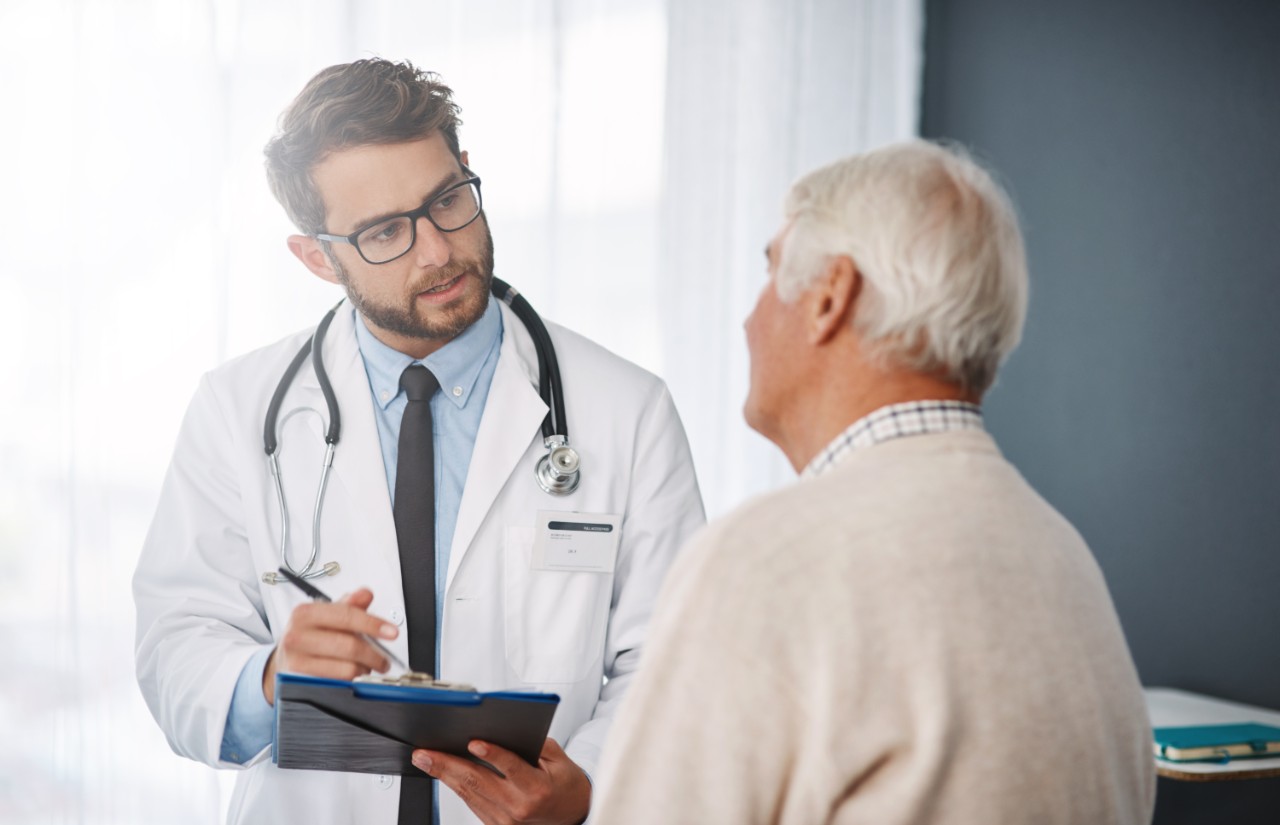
top-left (465, 741), bottom-right (545, 791)
top-left (421, 742), bottom-right (568, 823)
top-left (278, 626), bottom-right (393, 675)
top-left (279, 651), bottom-right (385, 683)
top-left (337, 587), bottom-right (375, 608)
top-left (466, 739), bottom-right (591, 824)
top-left (411, 751), bottom-right (515, 825)
top-left (288, 599), bottom-right (398, 641)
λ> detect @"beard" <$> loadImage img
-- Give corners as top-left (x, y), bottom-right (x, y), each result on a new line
top-left (332, 218), bottom-right (496, 343)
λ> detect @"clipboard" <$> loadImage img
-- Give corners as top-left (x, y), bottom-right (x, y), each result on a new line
top-left (1153, 723), bottom-right (1280, 763)
top-left (272, 672), bottom-right (560, 775)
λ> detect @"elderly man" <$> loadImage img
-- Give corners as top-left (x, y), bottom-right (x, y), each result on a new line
top-left (591, 141), bottom-right (1156, 824)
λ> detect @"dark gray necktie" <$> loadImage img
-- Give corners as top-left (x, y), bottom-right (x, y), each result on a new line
top-left (394, 364), bottom-right (438, 824)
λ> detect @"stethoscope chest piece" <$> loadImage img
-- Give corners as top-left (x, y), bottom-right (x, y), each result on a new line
top-left (536, 435), bottom-right (581, 496)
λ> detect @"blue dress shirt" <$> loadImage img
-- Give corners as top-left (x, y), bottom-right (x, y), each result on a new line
top-left (220, 296), bottom-right (504, 763)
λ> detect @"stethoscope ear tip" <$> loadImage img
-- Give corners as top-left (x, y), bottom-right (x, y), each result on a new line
top-left (262, 561), bottom-right (342, 586)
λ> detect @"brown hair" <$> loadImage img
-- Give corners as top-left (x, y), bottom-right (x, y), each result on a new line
top-left (264, 58), bottom-right (463, 234)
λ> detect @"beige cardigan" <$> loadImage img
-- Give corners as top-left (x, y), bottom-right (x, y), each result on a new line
top-left (592, 430), bottom-right (1155, 824)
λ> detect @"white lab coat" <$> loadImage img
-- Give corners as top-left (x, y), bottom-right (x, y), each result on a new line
top-left (133, 300), bottom-right (705, 825)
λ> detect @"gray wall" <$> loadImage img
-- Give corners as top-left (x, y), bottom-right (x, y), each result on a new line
top-left (920, 0), bottom-right (1280, 820)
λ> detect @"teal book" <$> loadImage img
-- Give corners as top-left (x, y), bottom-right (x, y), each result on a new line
top-left (1153, 723), bottom-right (1280, 763)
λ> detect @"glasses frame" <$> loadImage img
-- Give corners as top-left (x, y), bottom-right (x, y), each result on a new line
top-left (314, 175), bottom-right (484, 265)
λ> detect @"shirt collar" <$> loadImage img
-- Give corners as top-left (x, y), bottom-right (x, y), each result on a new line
top-left (353, 295), bottom-right (503, 411)
top-left (802, 400), bottom-right (985, 479)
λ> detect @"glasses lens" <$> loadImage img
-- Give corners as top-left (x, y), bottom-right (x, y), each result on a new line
top-left (355, 217), bottom-right (414, 264)
top-left (430, 182), bottom-right (481, 232)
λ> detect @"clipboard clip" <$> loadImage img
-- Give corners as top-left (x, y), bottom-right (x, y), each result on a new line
top-left (354, 671), bottom-right (477, 692)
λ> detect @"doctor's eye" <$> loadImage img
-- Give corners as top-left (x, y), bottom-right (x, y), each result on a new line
top-left (432, 192), bottom-right (460, 211)
top-left (429, 183), bottom-right (479, 227)
top-left (360, 219), bottom-right (408, 248)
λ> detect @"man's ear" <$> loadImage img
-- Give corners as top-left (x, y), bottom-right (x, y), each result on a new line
top-left (287, 235), bottom-right (341, 285)
top-left (460, 149), bottom-right (470, 170)
top-left (807, 255), bottom-right (860, 346)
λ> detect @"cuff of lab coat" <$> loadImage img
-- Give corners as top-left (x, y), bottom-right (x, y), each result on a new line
top-left (219, 646), bottom-right (275, 765)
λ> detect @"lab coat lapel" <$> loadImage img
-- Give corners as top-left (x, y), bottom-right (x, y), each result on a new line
top-left (297, 305), bottom-right (399, 569)
top-left (446, 302), bottom-right (547, 587)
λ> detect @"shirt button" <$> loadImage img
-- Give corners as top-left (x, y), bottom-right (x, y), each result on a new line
top-left (452, 386), bottom-right (463, 397)
top-left (377, 774), bottom-right (394, 789)
top-left (390, 607), bottom-right (404, 626)
top-left (380, 390), bottom-right (390, 401)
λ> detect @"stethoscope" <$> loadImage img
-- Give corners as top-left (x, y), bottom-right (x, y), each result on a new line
top-left (260, 277), bottom-right (580, 585)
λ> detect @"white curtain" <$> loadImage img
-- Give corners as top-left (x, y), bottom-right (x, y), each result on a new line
top-left (660, 0), bottom-right (925, 518)
top-left (0, 1), bottom-right (920, 822)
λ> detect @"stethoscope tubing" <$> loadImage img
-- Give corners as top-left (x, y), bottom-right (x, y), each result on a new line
top-left (263, 301), bottom-right (343, 581)
top-left (491, 277), bottom-right (568, 442)
top-left (261, 280), bottom-right (575, 583)
top-left (263, 301), bottom-right (343, 454)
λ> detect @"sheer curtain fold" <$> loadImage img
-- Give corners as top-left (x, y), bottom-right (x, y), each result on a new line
top-left (1, 1), bottom-right (921, 821)
top-left (660, 0), bottom-right (924, 518)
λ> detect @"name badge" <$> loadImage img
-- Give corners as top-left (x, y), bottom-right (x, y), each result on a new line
top-left (532, 510), bottom-right (621, 573)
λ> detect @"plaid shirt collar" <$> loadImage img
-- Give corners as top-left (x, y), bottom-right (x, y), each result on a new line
top-left (802, 400), bottom-right (985, 479)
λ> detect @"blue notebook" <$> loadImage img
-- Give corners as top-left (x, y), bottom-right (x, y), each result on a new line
top-left (273, 673), bottom-right (560, 775)
top-left (1152, 723), bottom-right (1280, 763)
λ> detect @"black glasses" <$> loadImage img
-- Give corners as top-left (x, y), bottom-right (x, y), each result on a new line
top-left (315, 176), bottom-right (483, 265)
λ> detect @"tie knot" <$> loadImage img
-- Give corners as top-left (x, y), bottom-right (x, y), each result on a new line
top-left (400, 364), bottom-right (439, 402)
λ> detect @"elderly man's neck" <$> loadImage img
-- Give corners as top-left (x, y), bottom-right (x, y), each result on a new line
top-left (779, 365), bottom-right (978, 473)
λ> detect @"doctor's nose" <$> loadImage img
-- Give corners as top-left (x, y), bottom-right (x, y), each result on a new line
top-left (411, 216), bottom-right (451, 269)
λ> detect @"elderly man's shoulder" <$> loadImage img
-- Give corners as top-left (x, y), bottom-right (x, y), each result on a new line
top-left (685, 429), bottom-right (1071, 581)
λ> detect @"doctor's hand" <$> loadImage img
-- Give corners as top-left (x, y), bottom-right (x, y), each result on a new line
top-left (262, 587), bottom-right (398, 705)
top-left (411, 737), bottom-right (591, 825)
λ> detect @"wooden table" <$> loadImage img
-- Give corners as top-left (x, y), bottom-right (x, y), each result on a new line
top-left (1145, 687), bottom-right (1280, 781)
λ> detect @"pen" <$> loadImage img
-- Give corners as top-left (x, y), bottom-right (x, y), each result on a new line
top-left (275, 567), bottom-right (409, 672)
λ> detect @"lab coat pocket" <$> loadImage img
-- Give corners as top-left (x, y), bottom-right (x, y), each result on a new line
top-left (503, 525), bottom-right (612, 684)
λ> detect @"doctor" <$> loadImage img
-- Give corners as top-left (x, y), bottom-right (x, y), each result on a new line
top-left (133, 58), bottom-right (704, 825)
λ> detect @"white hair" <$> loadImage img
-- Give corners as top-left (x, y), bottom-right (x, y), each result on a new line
top-left (777, 139), bottom-right (1028, 395)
